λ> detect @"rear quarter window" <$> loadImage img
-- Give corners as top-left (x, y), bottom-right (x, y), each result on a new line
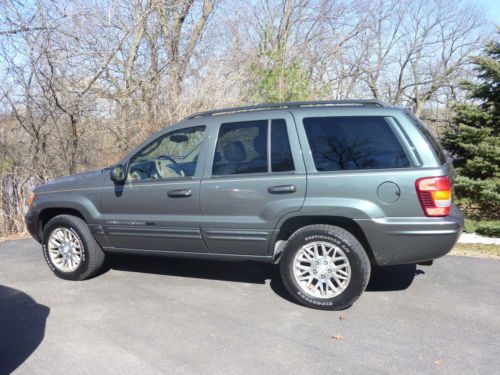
top-left (405, 111), bottom-right (447, 165)
top-left (303, 116), bottom-right (411, 171)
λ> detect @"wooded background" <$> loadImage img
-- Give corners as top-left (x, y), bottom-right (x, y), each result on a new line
top-left (0, 0), bottom-right (497, 236)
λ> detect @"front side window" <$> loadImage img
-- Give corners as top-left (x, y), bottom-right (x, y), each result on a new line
top-left (212, 119), bottom-right (295, 175)
top-left (303, 116), bottom-right (410, 171)
top-left (128, 126), bottom-right (205, 181)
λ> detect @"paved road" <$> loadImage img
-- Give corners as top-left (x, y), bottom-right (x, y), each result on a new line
top-left (1, 239), bottom-right (499, 375)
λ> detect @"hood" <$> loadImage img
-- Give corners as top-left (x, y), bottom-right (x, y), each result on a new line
top-left (34, 169), bottom-right (109, 194)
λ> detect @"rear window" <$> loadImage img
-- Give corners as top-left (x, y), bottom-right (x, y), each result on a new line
top-left (303, 116), bottom-right (410, 171)
top-left (405, 111), bottom-right (447, 164)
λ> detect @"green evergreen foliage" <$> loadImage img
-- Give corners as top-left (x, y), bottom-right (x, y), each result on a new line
top-left (443, 36), bottom-right (500, 220)
top-left (464, 219), bottom-right (500, 237)
top-left (475, 221), bottom-right (500, 237)
top-left (250, 26), bottom-right (311, 103)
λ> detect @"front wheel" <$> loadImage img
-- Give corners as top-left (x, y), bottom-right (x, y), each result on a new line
top-left (280, 224), bottom-right (371, 310)
top-left (42, 215), bottom-right (105, 280)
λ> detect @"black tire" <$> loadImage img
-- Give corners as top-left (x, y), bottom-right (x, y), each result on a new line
top-left (42, 215), bottom-right (105, 281)
top-left (280, 224), bottom-right (370, 310)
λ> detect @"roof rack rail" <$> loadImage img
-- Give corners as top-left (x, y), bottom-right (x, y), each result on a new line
top-left (185, 99), bottom-right (387, 120)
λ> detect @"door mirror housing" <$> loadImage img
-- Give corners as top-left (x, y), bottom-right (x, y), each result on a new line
top-left (110, 164), bottom-right (126, 184)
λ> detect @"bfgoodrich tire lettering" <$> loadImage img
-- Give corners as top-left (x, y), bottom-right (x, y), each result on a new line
top-left (280, 224), bottom-right (371, 310)
top-left (42, 215), bottom-right (105, 281)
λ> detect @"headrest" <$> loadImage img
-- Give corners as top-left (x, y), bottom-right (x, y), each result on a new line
top-left (253, 135), bottom-right (267, 157)
top-left (224, 141), bottom-right (247, 162)
top-left (214, 151), bottom-right (221, 163)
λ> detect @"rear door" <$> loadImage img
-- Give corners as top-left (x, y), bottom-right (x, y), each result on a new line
top-left (200, 111), bottom-right (306, 256)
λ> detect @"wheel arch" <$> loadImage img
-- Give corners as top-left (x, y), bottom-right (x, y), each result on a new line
top-left (271, 215), bottom-right (376, 264)
top-left (37, 207), bottom-right (87, 241)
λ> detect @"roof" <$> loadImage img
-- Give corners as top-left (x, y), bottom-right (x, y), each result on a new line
top-left (184, 100), bottom-right (390, 120)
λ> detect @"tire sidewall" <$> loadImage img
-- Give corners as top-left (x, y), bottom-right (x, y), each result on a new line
top-left (42, 219), bottom-right (90, 280)
top-left (282, 229), bottom-right (367, 310)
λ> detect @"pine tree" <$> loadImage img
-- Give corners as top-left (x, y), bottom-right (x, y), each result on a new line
top-left (443, 36), bottom-right (500, 220)
top-left (249, 26), bottom-right (312, 103)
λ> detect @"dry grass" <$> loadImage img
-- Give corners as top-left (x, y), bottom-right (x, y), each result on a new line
top-left (451, 243), bottom-right (500, 258)
top-left (0, 232), bottom-right (29, 243)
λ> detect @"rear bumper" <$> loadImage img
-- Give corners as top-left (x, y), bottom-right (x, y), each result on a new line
top-left (356, 205), bottom-right (464, 266)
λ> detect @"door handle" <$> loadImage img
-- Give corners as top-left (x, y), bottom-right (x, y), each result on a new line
top-left (268, 185), bottom-right (296, 194)
top-left (167, 189), bottom-right (192, 198)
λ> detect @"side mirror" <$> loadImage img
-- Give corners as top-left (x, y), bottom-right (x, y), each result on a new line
top-left (110, 165), bottom-right (126, 184)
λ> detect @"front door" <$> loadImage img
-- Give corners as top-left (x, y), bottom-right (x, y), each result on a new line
top-left (100, 124), bottom-right (209, 253)
top-left (200, 111), bottom-right (306, 256)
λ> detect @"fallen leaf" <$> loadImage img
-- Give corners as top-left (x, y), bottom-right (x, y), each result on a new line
top-left (332, 335), bottom-right (344, 340)
top-left (339, 315), bottom-right (346, 320)
top-left (434, 360), bottom-right (443, 366)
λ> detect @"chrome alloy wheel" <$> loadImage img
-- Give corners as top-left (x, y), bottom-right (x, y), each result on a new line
top-left (47, 228), bottom-right (83, 272)
top-left (293, 241), bottom-right (351, 299)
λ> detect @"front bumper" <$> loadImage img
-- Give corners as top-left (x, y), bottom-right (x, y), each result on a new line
top-left (356, 205), bottom-right (464, 266)
top-left (25, 209), bottom-right (40, 243)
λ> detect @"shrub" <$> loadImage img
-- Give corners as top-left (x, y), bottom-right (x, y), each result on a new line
top-left (475, 221), bottom-right (500, 237)
top-left (463, 219), bottom-right (478, 233)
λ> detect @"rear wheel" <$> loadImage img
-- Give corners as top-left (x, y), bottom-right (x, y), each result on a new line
top-left (280, 224), bottom-right (370, 310)
top-left (42, 215), bottom-right (105, 280)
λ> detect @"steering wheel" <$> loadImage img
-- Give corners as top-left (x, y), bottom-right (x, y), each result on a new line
top-left (157, 155), bottom-right (178, 165)
top-left (155, 155), bottom-right (184, 178)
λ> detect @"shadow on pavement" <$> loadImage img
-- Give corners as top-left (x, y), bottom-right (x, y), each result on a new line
top-left (0, 285), bottom-right (50, 374)
top-left (367, 264), bottom-right (424, 292)
top-left (107, 254), bottom-right (278, 284)
top-left (107, 254), bottom-right (423, 300)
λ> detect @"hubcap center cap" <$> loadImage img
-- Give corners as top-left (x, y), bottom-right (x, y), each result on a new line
top-left (316, 263), bottom-right (330, 275)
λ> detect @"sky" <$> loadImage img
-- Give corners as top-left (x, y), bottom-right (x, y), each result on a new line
top-left (471, 0), bottom-right (500, 24)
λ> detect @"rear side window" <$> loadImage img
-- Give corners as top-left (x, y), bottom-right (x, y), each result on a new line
top-left (303, 116), bottom-right (410, 171)
top-left (213, 120), bottom-right (268, 175)
top-left (271, 119), bottom-right (294, 172)
top-left (212, 119), bottom-right (295, 175)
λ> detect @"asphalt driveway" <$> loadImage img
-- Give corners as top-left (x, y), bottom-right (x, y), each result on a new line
top-left (1, 238), bottom-right (499, 374)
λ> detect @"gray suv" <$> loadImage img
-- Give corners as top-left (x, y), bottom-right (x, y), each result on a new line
top-left (25, 100), bottom-right (463, 310)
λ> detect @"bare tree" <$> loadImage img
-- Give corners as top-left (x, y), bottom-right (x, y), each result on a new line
top-left (0, 0), bottom-right (493, 237)
top-left (156, 0), bottom-right (215, 118)
top-left (355, 0), bottom-right (484, 116)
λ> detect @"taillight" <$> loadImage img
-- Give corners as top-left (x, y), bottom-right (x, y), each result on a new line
top-left (415, 176), bottom-right (451, 217)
